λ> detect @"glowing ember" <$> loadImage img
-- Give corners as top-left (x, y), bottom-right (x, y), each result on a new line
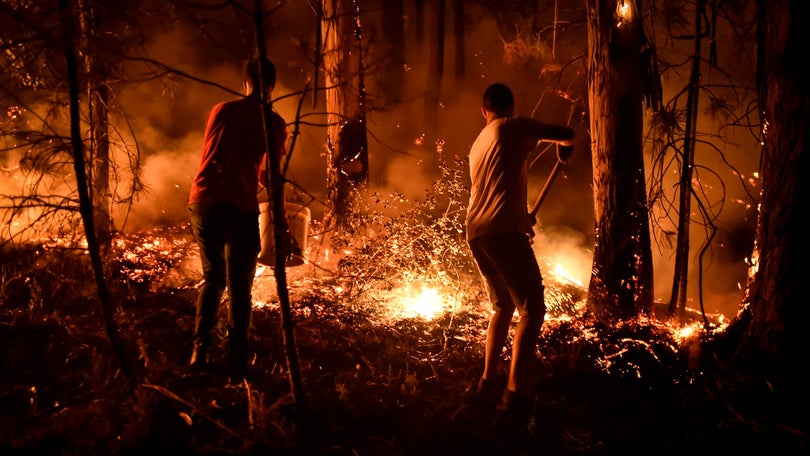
top-left (675, 323), bottom-right (697, 340)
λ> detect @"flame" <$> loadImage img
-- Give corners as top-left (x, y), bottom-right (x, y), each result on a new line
top-left (675, 323), bottom-right (697, 340)
top-left (553, 263), bottom-right (583, 287)
top-left (391, 285), bottom-right (449, 320)
top-left (371, 268), bottom-right (465, 322)
top-left (615, 0), bottom-right (634, 28)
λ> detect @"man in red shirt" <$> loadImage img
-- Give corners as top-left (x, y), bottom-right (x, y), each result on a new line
top-left (188, 57), bottom-right (287, 380)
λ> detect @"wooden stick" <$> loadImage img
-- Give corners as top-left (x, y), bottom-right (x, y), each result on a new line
top-left (529, 144), bottom-right (574, 217)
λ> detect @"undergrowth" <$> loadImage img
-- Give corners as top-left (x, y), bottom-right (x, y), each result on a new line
top-left (0, 159), bottom-right (805, 455)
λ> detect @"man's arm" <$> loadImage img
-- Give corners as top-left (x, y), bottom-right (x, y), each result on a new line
top-left (513, 116), bottom-right (575, 147)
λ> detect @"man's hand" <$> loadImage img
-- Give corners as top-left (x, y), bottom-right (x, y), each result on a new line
top-left (557, 144), bottom-right (574, 164)
top-left (526, 211), bottom-right (538, 244)
top-left (278, 229), bottom-right (301, 263)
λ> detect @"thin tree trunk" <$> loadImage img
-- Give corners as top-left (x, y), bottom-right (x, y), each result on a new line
top-left (89, 83), bottom-right (112, 254)
top-left (252, 0), bottom-right (305, 408)
top-left (78, 0), bottom-right (112, 256)
top-left (667, 0), bottom-right (704, 321)
top-left (59, 0), bottom-right (133, 384)
top-left (414, 0), bottom-right (425, 46)
top-left (424, 0), bottom-right (445, 139)
top-left (381, 0), bottom-right (405, 102)
top-left (585, 0), bottom-right (654, 320)
top-left (452, 0), bottom-right (464, 82)
top-left (312, 0), bottom-right (322, 108)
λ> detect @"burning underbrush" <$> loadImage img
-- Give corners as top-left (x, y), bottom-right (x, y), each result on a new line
top-left (0, 167), bottom-right (803, 454)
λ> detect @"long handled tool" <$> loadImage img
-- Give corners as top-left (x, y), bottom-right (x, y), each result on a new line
top-left (529, 144), bottom-right (575, 218)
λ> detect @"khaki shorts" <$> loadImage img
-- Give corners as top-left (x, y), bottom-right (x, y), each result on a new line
top-left (469, 233), bottom-right (545, 317)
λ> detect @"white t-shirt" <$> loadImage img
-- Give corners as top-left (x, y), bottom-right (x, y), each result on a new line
top-left (466, 116), bottom-right (574, 241)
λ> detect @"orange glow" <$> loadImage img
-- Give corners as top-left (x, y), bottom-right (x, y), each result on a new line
top-left (389, 284), bottom-right (451, 320)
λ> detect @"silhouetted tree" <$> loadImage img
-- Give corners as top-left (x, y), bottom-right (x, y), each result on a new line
top-left (0, 0), bottom-right (150, 246)
top-left (645, 0), bottom-right (759, 324)
top-left (452, 0), bottom-right (465, 82)
top-left (251, 0), bottom-right (306, 410)
top-left (666, 0), bottom-right (708, 320)
top-left (380, 0), bottom-right (406, 102)
top-left (424, 0), bottom-right (445, 138)
top-left (59, 0), bottom-right (134, 383)
top-left (725, 0), bottom-right (809, 431)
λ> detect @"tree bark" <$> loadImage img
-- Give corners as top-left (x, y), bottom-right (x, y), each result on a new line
top-left (381, 0), bottom-right (405, 102)
top-left (452, 0), bottom-right (464, 82)
top-left (78, 0), bottom-right (113, 256)
top-left (414, 0), bottom-right (425, 46)
top-left (89, 82), bottom-right (112, 253)
top-left (424, 0), bottom-right (445, 140)
top-left (729, 0), bottom-right (809, 426)
top-left (585, 0), bottom-right (654, 320)
top-left (322, 0), bottom-right (369, 230)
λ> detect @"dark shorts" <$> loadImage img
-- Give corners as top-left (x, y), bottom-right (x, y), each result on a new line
top-left (469, 233), bottom-right (545, 317)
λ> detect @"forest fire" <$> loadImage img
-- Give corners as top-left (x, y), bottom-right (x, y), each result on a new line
top-left (98, 213), bottom-right (734, 401)
top-left (0, 173), bottom-right (774, 455)
top-left (111, 215), bottom-right (590, 329)
top-left (0, 0), bottom-right (804, 452)
top-left (0, 216), bottom-right (791, 456)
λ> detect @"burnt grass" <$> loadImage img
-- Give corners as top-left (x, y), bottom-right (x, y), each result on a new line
top-left (0, 226), bottom-right (806, 455)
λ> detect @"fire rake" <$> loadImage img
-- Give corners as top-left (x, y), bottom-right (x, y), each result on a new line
top-left (529, 144), bottom-right (575, 218)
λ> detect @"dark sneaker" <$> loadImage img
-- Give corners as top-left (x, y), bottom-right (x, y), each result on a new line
top-left (494, 389), bottom-right (536, 432)
top-left (227, 352), bottom-right (251, 382)
top-left (462, 377), bottom-right (503, 413)
top-left (189, 345), bottom-right (210, 369)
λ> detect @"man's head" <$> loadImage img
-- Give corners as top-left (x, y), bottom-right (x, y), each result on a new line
top-left (245, 57), bottom-right (277, 94)
top-left (482, 83), bottom-right (515, 118)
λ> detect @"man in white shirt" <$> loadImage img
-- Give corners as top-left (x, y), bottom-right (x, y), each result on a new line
top-left (466, 82), bottom-right (575, 427)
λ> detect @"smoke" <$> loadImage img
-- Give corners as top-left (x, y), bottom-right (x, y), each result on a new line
top-left (116, 136), bottom-right (200, 232)
top-left (532, 225), bottom-right (593, 288)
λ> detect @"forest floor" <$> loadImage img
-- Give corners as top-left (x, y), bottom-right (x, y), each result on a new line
top-left (0, 223), bottom-right (806, 455)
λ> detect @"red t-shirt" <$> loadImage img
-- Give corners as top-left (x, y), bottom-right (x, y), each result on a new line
top-left (188, 96), bottom-right (287, 213)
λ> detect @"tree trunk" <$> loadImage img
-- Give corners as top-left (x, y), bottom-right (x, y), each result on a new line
top-left (381, 0), bottom-right (405, 102)
top-left (667, 0), bottom-right (704, 321)
top-left (89, 83), bottom-right (112, 254)
top-left (452, 0), bottom-right (464, 82)
top-left (585, 0), bottom-right (654, 320)
top-left (729, 0), bottom-right (809, 427)
top-left (79, 0), bottom-right (113, 256)
top-left (252, 0), bottom-right (306, 409)
top-left (322, 0), bottom-right (369, 230)
top-left (59, 0), bottom-right (133, 384)
top-left (424, 0), bottom-right (445, 139)
top-left (414, 0), bottom-right (425, 46)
